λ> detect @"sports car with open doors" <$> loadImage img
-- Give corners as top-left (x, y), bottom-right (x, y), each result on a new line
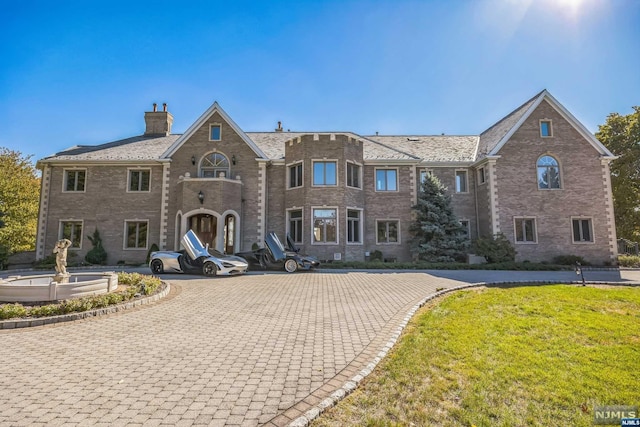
top-left (235, 232), bottom-right (320, 273)
top-left (149, 230), bottom-right (248, 276)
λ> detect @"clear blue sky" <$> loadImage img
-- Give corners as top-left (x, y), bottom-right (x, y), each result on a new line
top-left (1, 0), bottom-right (638, 163)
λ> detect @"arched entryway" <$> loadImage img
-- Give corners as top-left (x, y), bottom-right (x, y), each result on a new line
top-left (179, 209), bottom-right (241, 254)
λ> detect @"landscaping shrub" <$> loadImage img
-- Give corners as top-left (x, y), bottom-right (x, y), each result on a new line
top-left (33, 252), bottom-right (79, 269)
top-left (618, 255), bottom-right (640, 267)
top-left (85, 229), bottom-right (108, 265)
top-left (552, 255), bottom-right (590, 266)
top-left (472, 233), bottom-right (516, 263)
top-left (0, 243), bottom-right (8, 270)
top-left (0, 303), bottom-right (27, 320)
top-left (370, 250), bottom-right (383, 262)
top-left (322, 260), bottom-right (566, 271)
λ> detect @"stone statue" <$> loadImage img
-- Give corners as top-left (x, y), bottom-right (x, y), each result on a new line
top-left (53, 239), bottom-right (72, 276)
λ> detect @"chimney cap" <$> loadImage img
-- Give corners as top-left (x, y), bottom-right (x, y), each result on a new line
top-left (153, 103), bottom-right (157, 112)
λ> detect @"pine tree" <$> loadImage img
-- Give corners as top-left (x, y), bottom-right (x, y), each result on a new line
top-left (410, 174), bottom-right (469, 262)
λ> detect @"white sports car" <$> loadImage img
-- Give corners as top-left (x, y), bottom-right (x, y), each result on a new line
top-left (149, 230), bottom-right (248, 276)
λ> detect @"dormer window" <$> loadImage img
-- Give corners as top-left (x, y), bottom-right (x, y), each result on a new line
top-left (540, 120), bottom-right (553, 137)
top-left (200, 152), bottom-right (230, 178)
top-left (210, 124), bottom-right (222, 141)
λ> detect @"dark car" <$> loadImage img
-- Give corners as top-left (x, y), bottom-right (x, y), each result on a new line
top-left (149, 230), bottom-right (248, 276)
top-left (236, 232), bottom-right (320, 273)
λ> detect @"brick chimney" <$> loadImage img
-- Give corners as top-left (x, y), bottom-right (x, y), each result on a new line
top-left (144, 103), bottom-right (174, 136)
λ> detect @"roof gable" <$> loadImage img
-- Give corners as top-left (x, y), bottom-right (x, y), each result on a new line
top-left (161, 102), bottom-right (268, 159)
top-left (482, 90), bottom-right (614, 158)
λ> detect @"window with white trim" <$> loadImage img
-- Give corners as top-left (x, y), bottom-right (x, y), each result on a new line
top-left (347, 209), bottom-right (362, 244)
top-left (312, 161), bottom-right (337, 186)
top-left (128, 169), bottom-right (150, 192)
top-left (375, 169), bottom-right (397, 191)
top-left (312, 208), bottom-right (337, 243)
top-left (200, 152), bottom-right (230, 178)
top-left (537, 155), bottom-right (561, 189)
top-left (210, 124), bottom-right (221, 141)
top-left (125, 221), bottom-right (148, 249)
top-left (288, 209), bottom-right (303, 244)
top-left (60, 220), bottom-right (83, 248)
top-left (572, 218), bottom-right (593, 243)
top-left (540, 120), bottom-right (553, 137)
top-left (377, 220), bottom-right (399, 244)
top-left (63, 169), bottom-right (86, 192)
top-left (514, 217), bottom-right (537, 243)
top-left (288, 162), bottom-right (303, 188)
top-left (346, 162), bottom-right (361, 188)
top-left (455, 170), bottom-right (468, 193)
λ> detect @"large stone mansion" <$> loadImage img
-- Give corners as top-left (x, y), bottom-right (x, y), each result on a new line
top-left (35, 90), bottom-right (617, 265)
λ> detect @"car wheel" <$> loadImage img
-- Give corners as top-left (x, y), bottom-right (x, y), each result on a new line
top-left (150, 259), bottom-right (164, 274)
top-left (203, 261), bottom-right (217, 277)
top-left (284, 259), bottom-right (298, 273)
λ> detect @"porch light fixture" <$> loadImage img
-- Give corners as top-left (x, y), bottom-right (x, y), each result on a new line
top-left (198, 191), bottom-right (204, 204)
top-left (232, 155), bottom-right (236, 165)
top-left (191, 156), bottom-right (196, 165)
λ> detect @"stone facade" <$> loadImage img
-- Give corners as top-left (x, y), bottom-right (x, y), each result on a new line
top-left (35, 91), bottom-right (618, 265)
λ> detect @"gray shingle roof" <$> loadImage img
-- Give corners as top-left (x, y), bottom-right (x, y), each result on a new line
top-left (365, 135), bottom-right (478, 162)
top-left (42, 135), bottom-right (180, 162)
top-left (477, 90), bottom-right (544, 158)
top-left (40, 91), bottom-right (549, 165)
top-left (246, 132), bottom-right (424, 161)
top-left (244, 132), bottom-right (307, 159)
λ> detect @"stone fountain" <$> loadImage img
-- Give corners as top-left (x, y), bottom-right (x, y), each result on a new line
top-left (0, 239), bottom-right (118, 303)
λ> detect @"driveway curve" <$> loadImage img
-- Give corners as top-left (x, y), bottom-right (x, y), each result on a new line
top-left (0, 269), bottom-right (635, 426)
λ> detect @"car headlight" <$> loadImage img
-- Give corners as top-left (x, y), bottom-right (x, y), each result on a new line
top-left (221, 262), bottom-right (234, 268)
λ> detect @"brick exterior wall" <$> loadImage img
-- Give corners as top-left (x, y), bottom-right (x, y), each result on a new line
top-left (165, 111), bottom-right (262, 253)
top-left (36, 95), bottom-right (618, 266)
top-left (41, 164), bottom-right (164, 265)
top-left (494, 99), bottom-right (614, 264)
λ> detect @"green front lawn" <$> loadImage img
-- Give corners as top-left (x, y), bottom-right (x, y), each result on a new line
top-left (312, 285), bottom-right (640, 427)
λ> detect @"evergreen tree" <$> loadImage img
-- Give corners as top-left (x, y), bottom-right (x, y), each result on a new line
top-left (85, 229), bottom-right (108, 265)
top-left (410, 174), bottom-right (469, 262)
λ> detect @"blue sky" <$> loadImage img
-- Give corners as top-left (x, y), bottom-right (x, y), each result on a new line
top-left (1, 0), bottom-right (638, 162)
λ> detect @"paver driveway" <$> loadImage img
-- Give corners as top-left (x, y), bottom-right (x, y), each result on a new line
top-left (0, 271), bottom-right (468, 426)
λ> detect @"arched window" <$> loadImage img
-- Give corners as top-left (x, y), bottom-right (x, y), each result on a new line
top-left (200, 152), bottom-right (230, 178)
top-left (537, 155), bottom-right (561, 189)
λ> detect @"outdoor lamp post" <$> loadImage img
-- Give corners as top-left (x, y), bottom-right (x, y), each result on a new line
top-left (575, 262), bottom-right (585, 286)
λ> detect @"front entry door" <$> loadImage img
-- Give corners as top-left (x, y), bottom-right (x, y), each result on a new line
top-left (189, 214), bottom-right (216, 249)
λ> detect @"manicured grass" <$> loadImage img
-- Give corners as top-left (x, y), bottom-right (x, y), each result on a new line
top-left (312, 285), bottom-right (640, 427)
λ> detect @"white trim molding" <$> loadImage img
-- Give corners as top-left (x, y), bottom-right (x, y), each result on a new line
top-left (159, 163), bottom-right (171, 250)
top-left (36, 165), bottom-right (51, 260)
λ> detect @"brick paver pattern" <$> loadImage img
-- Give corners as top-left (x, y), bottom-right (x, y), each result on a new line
top-left (0, 271), bottom-right (465, 426)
